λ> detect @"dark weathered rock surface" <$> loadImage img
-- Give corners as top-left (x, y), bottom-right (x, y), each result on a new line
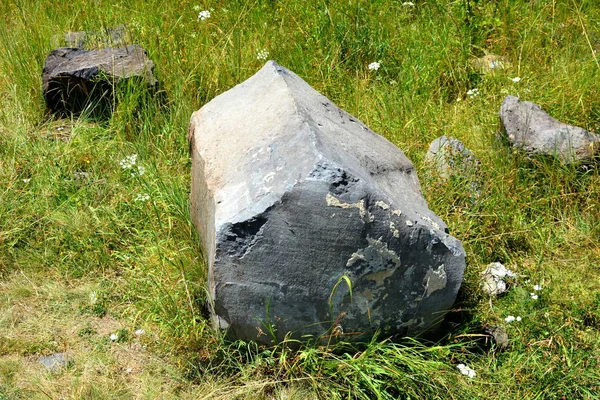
top-left (424, 136), bottom-right (480, 180)
top-left (42, 45), bottom-right (156, 116)
top-left (500, 95), bottom-right (600, 164)
top-left (188, 61), bottom-right (466, 344)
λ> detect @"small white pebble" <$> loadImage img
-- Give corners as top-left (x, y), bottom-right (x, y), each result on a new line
top-left (134, 329), bottom-right (145, 337)
top-left (530, 293), bottom-right (539, 300)
top-left (511, 77), bottom-right (521, 83)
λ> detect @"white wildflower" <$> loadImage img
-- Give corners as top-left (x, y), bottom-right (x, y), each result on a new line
top-left (193, 5), bottom-right (201, 11)
top-left (457, 363), bottom-right (476, 378)
top-left (511, 76), bottom-right (521, 83)
top-left (22, 178), bottom-right (31, 183)
top-left (257, 49), bottom-right (269, 61)
top-left (466, 88), bottom-right (480, 98)
top-left (125, 367), bottom-right (133, 374)
top-left (402, 1), bottom-right (415, 6)
top-left (110, 333), bottom-right (119, 341)
top-left (134, 329), bottom-right (145, 337)
top-left (504, 315), bottom-right (516, 323)
top-left (516, 316), bottom-right (522, 321)
top-left (368, 61), bottom-right (381, 71)
top-left (134, 193), bottom-right (150, 202)
top-left (530, 293), bottom-right (539, 300)
top-left (533, 284), bottom-right (542, 291)
top-left (132, 165), bottom-right (145, 177)
top-left (119, 154), bottom-right (137, 169)
top-left (198, 10), bottom-right (211, 21)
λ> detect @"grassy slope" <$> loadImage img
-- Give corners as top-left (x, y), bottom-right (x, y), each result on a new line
top-left (1, 0), bottom-right (599, 398)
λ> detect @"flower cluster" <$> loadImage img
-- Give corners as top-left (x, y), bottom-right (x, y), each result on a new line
top-left (368, 61), bottom-right (381, 71)
top-left (511, 76), bottom-right (521, 83)
top-left (257, 49), bottom-right (269, 61)
top-left (505, 315), bottom-right (522, 323)
top-left (198, 10), bottom-right (211, 21)
top-left (457, 363), bottom-right (476, 378)
top-left (530, 283), bottom-right (542, 300)
top-left (134, 193), bottom-right (150, 202)
top-left (467, 88), bottom-right (480, 98)
top-left (119, 154), bottom-right (145, 177)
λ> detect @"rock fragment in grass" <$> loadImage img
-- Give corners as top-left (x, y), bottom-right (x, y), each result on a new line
top-left (42, 45), bottom-right (157, 117)
top-left (188, 60), bottom-right (466, 344)
top-left (424, 136), bottom-right (480, 182)
top-left (484, 325), bottom-right (509, 351)
top-left (481, 262), bottom-right (517, 296)
top-left (500, 95), bottom-right (600, 164)
top-left (39, 353), bottom-right (72, 372)
top-left (470, 54), bottom-right (511, 74)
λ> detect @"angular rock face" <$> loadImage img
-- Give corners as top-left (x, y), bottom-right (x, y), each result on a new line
top-left (500, 95), bottom-right (600, 164)
top-left (188, 61), bottom-right (466, 344)
top-left (42, 45), bottom-right (156, 116)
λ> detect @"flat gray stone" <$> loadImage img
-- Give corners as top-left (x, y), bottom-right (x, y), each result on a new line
top-left (188, 61), bottom-right (466, 344)
top-left (42, 45), bottom-right (156, 116)
top-left (39, 353), bottom-right (71, 372)
top-left (500, 95), bottom-right (600, 164)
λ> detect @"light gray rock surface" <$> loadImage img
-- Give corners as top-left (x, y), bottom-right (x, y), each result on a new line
top-left (188, 61), bottom-right (466, 344)
top-left (480, 262), bottom-right (517, 296)
top-left (42, 45), bottom-right (156, 115)
top-left (39, 353), bottom-right (71, 372)
top-left (424, 136), bottom-right (480, 180)
top-left (500, 95), bottom-right (600, 164)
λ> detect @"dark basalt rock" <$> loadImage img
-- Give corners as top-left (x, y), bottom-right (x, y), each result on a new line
top-left (188, 61), bottom-right (466, 344)
top-left (42, 45), bottom-right (156, 117)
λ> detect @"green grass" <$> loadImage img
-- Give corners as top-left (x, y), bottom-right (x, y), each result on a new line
top-left (1, 0), bottom-right (600, 398)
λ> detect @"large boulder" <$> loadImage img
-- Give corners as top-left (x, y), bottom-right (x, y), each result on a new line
top-left (188, 61), bottom-right (466, 344)
top-left (500, 95), bottom-right (600, 164)
top-left (42, 45), bottom-right (156, 116)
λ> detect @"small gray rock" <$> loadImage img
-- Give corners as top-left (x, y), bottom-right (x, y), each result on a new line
top-left (500, 95), bottom-right (600, 164)
top-left (42, 45), bottom-right (157, 116)
top-left (424, 136), bottom-right (480, 181)
top-left (484, 325), bottom-right (509, 350)
top-left (39, 353), bottom-right (72, 372)
top-left (189, 61), bottom-right (466, 344)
